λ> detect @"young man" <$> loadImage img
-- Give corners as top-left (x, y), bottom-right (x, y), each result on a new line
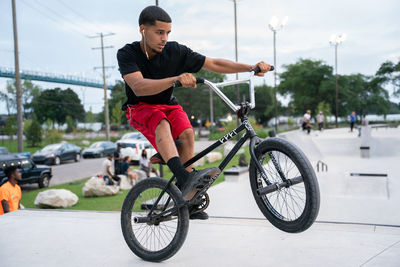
top-left (101, 154), bottom-right (121, 186)
top-left (117, 6), bottom-right (271, 220)
top-left (0, 166), bottom-right (22, 215)
top-left (113, 144), bottom-right (123, 175)
top-left (302, 110), bottom-right (312, 134)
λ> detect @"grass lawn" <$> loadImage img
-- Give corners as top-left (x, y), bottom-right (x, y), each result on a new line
top-left (20, 147), bottom-right (251, 212)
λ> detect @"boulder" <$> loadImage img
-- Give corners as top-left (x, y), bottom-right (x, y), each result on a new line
top-left (132, 169), bottom-right (147, 181)
top-left (119, 174), bottom-right (133, 190)
top-left (34, 189), bottom-right (78, 208)
top-left (206, 151), bottom-right (223, 163)
top-left (82, 177), bottom-right (119, 197)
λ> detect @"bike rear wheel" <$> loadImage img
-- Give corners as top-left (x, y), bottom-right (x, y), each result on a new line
top-left (249, 137), bottom-right (320, 233)
top-left (121, 178), bottom-right (189, 262)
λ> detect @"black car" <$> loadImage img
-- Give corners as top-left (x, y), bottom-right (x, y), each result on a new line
top-left (82, 141), bottom-right (117, 158)
top-left (0, 155), bottom-right (52, 188)
top-left (32, 143), bottom-right (82, 165)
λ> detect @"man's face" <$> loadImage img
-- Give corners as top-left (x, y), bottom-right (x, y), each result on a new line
top-left (12, 169), bottom-right (22, 181)
top-left (142, 21), bottom-right (171, 53)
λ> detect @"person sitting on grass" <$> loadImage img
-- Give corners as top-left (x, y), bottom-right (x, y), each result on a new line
top-left (140, 150), bottom-right (159, 177)
top-left (101, 154), bottom-right (121, 186)
top-left (121, 156), bottom-right (139, 185)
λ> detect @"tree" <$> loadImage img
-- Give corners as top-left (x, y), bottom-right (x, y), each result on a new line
top-left (278, 58), bottom-right (334, 117)
top-left (6, 79), bottom-right (41, 117)
top-left (108, 80), bottom-right (128, 126)
top-left (253, 84), bottom-right (274, 125)
top-left (4, 116), bottom-right (17, 150)
top-left (111, 100), bottom-right (124, 128)
top-left (25, 116), bottom-right (42, 147)
top-left (32, 87), bottom-right (85, 125)
top-left (65, 115), bottom-right (76, 133)
top-left (375, 60), bottom-right (400, 96)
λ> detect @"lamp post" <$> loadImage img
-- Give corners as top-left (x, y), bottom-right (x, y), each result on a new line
top-left (329, 34), bottom-right (346, 128)
top-left (268, 16), bottom-right (288, 134)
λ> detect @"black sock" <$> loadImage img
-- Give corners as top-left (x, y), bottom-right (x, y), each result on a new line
top-left (167, 157), bottom-right (189, 187)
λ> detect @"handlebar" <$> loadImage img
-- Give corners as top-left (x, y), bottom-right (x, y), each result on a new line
top-left (173, 65), bottom-right (274, 112)
top-left (173, 78), bottom-right (204, 88)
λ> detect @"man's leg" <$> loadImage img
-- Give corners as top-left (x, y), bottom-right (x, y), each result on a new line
top-left (155, 119), bottom-right (180, 163)
top-left (177, 128), bottom-right (194, 172)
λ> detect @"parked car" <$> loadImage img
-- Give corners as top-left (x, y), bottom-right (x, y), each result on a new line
top-left (120, 132), bottom-right (147, 141)
top-left (116, 139), bottom-right (157, 165)
top-left (82, 141), bottom-right (117, 158)
top-left (0, 155), bottom-right (52, 188)
top-left (0, 147), bottom-right (9, 155)
top-left (32, 143), bottom-right (82, 165)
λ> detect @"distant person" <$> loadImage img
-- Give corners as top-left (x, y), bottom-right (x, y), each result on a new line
top-left (317, 111), bottom-right (324, 131)
top-left (140, 150), bottom-right (159, 177)
top-left (358, 114), bottom-right (369, 137)
top-left (114, 144), bottom-right (123, 175)
top-left (101, 154), bottom-right (121, 186)
top-left (302, 110), bottom-right (312, 134)
top-left (121, 156), bottom-right (139, 184)
top-left (0, 166), bottom-right (22, 215)
top-left (348, 111), bottom-right (356, 132)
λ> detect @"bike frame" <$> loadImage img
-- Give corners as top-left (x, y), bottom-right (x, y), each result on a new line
top-left (144, 73), bottom-right (278, 219)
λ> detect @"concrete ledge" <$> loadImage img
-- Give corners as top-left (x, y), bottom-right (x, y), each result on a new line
top-left (223, 166), bottom-right (248, 182)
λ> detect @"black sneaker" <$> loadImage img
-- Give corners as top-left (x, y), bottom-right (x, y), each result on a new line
top-left (189, 211), bottom-right (209, 220)
top-left (180, 167), bottom-right (220, 200)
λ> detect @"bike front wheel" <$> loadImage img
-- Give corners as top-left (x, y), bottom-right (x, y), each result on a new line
top-left (249, 137), bottom-right (320, 233)
top-left (121, 178), bottom-right (189, 262)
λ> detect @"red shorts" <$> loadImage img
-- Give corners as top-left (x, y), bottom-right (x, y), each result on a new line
top-left (126, 103), bottom-right (192, 151)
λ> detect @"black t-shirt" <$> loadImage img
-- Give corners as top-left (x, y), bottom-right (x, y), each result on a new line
top-left (117, 41), bottom-right (206, 108)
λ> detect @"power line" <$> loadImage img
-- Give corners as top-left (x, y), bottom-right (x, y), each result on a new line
top-left (35, 0), bottom-right (94, 34)
top-left (19, 0), bottom-right (88, 36)
top-left (55, 0), bottom-right (104, 33)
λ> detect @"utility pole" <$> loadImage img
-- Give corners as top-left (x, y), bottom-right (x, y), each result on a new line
top-left (11, 0), bottom-right (23, 152)
top-left (232, 0), bottom-right (239, 104)
top-left (155, 0), bottom-right (159, 6)
top-left (329, 34), bottom-right (346, 128)
top-left (90, 33), bottom-right (115, 141)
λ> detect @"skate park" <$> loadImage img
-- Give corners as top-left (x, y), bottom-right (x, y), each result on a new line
top-left (1, 126), bottom-right (399, 267)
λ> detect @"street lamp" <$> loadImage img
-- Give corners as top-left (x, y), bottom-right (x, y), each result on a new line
top-left (329, 33), bottom-right (346, 128)
top-left (269, 16), bottom-right (288, 134)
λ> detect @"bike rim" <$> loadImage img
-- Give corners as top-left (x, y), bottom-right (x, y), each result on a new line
top-left (130, 187), bottom-right (179, 252)
top-left (257, 150), bottom-right (307, 221)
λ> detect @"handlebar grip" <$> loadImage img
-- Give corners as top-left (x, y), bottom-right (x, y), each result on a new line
top-left (173, 77), bottom-right (205, 88)
top-left (252, 65), bottom-right (275, 74)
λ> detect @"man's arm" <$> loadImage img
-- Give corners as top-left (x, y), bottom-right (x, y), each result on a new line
top-left (1, 200), bottom-right (10, 213)
top-left (106, 165), bottom-right (114, 177)
top-left (202, 58), bottom-right (270, 76)
top-left (123, 72), bottom-right (199, 95)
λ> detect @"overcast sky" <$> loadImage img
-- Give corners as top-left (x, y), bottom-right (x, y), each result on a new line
top-left (1, 0), bottom-right (399, 114)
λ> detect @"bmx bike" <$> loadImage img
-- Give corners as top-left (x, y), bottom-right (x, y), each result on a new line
top-left (121, 67), bottom-right (320, 262)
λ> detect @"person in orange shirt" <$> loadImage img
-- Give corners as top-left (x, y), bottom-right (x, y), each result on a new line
top-left (0, 166), bottom-right (22, 215)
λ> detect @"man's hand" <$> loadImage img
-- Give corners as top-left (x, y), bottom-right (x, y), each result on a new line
top-left (177, 73), bottom-right (197, 88)
top-left (253, 61), bottom-right (272, 77)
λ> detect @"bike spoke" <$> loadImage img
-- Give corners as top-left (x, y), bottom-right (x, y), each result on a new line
top-left (259, 150), bottom-right (307, 221)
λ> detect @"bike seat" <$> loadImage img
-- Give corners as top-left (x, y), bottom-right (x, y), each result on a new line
top-left (150, 139), bottom-right (182, 165)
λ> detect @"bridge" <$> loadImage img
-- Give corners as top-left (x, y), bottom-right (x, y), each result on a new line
top-left (0, 67), bottom-right (114, 90)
